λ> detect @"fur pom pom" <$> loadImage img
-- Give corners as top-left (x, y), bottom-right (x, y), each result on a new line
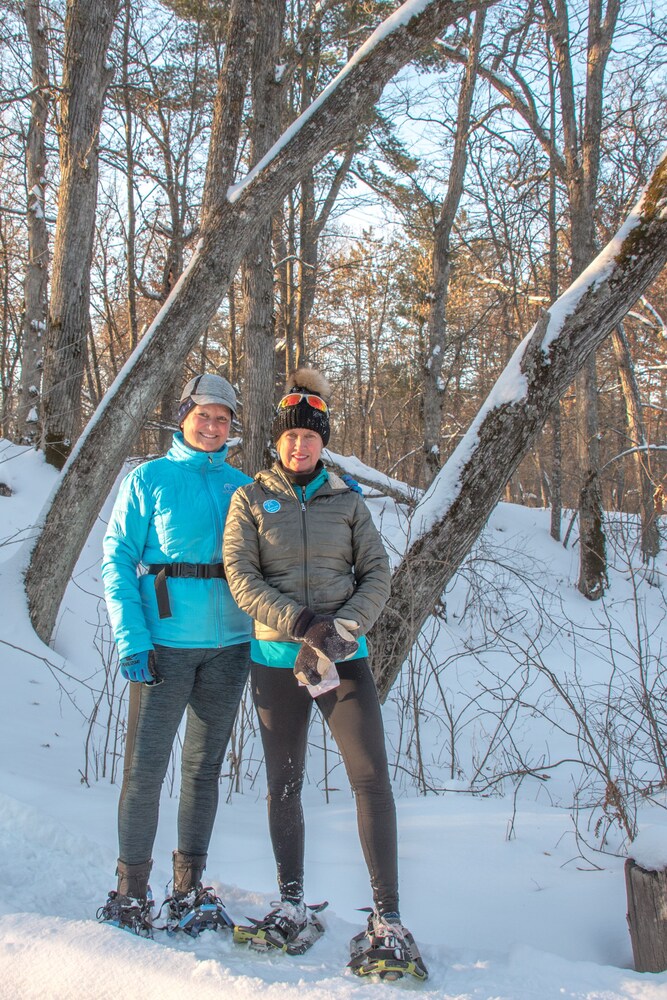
top-left (286, 367), bottom-right (331, 402)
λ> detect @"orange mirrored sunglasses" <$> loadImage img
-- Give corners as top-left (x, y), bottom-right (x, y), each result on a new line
top-left (277, 393), bottom-right (328, 413)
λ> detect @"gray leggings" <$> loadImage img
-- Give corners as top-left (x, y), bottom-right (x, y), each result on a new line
top-left (252, 657), bottom-right (399, 914)
top-left (118, 643), bottom-right (250, 864)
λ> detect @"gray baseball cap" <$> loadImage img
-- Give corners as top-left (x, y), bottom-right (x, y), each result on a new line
top-left (180, 374), bottom-right (237, 417)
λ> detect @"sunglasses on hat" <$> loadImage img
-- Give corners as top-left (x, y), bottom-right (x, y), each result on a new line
top-left (277, 393), bottom-right (328, 413)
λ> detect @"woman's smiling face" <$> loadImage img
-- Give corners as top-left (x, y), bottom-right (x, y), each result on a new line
top-left (278, 428), bottom-right (323, 473)
top-left (181, 403), bottom-right (232, 452)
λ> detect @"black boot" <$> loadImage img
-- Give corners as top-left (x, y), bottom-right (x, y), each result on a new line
top-left (97, 859), bottom-right (154, 936)
top-left (172, 850), bottom-right (207, 895)
top-left (163, 850), bottom-right (233, 936)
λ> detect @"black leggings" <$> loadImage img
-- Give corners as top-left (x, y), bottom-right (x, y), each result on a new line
top-left (251, 657), bottom-right (398, 914)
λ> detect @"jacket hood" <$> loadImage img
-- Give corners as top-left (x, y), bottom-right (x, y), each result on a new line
top-left (255, 462), bottom-right (347, 497)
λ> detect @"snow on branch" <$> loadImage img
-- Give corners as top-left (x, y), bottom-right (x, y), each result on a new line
top-left (229, 0), bottom-right (436, 202)
top-left (367, 149), bottom-right (667, 700)
top-left (324, 449), bottom-right (420, 504)
top-left (409, 148), bottom-right (667, 543)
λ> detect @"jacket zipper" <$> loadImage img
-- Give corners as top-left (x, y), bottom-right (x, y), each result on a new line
top-left (203, 457), bottom-right (224, 646)
top-left (299, 486), bottom-right (309, 607)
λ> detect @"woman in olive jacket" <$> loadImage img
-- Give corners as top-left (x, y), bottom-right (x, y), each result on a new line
top-left (223, 368), bottom-right (413, 954)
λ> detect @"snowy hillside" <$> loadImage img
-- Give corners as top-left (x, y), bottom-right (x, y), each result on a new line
top-left (1, 438), bottom-right (666, 1000)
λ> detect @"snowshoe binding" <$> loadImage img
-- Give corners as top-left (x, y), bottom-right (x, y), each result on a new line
top-left (234, 899), bottom-right (327, 955)
top-left (159, 885), bottom-right (235, 937)
top-left (348, 909), bottom-right (428, 982)
top-left (97, 889), bottom-right (154, 938)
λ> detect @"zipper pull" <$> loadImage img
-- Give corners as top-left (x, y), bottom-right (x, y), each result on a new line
top-left (300, 486), bottom-right (306, 512)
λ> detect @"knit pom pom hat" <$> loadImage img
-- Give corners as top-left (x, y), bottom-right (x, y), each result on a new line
top-left (272, 368), bottom-right (331, 446)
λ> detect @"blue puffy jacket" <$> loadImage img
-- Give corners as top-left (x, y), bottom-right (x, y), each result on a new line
top-left (102, 431), bottom-right (252, 659)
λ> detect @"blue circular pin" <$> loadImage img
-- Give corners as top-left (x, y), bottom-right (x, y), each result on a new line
top-left (263, 499), bottom-right (281, 513)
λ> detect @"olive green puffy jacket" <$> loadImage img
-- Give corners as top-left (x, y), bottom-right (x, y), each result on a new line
top-left (223, 464), bottom-right (390, 643)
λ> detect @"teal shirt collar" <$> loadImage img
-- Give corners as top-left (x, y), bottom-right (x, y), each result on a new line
top-left (299, 466), bottom-right (329, 500)
top-left (168, 430), bottom-right (229, 469)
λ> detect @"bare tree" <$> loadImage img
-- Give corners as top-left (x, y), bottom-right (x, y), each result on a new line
top-left (240, 0), bottom-right (284, 477)
top-left (440, 0), bottom-right (622, 597)
top-left (610, 323), bottom-right (660, 562)
top-left (422, 8), bottom-right (485, 484)
top-left (26, 0), bottom-right (498, 644)
top-left (40, 0), bottom-right (120, 469)
top-left (545, 0), bottom-right (621, 600)
top-left (371, 154), bottom-right (667, 699)
top-left (18, 0), bottom-right (50, 447)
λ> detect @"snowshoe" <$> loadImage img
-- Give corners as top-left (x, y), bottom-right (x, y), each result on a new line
top-left (160, 885), bottom-right (235, 937)
top-left (97, 889), bottom-right (154, 938)
top-left (348, 909), bottom-right (428, 982)
top-left (234, 900), bottom-right (327, 955)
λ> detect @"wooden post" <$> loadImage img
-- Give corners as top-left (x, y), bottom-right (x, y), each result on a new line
top-left (625, 858), bottom-right (667, 972)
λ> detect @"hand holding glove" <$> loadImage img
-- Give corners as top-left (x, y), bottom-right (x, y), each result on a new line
top-left (119, 650), bottom-right (159, 684)
top-left (292, 610), bottom-right (360, 664)
top-left (294, 643), bottom-right (335, 687)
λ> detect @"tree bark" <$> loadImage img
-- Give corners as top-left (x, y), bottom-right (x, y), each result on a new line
top-left (575, 354), bottom-right (607, 599)
top-left (422, 8), bottom-right (485, 485)
top-left (544, 0), bottom-right (620, 600)
top-left (549, 403), bottom-right (562, 541)
top-left (547, 58), bottom-right (562, 542)
top-left (19, 0), bottom-right (50, 447)
top-left (120, 0), bottom-right (138, 352)
top-left (40, 0), bottom-right (120, 469)
top-left (444, 1), bottom-right (620, 597)
top-left (295, 140), bottom-right (357, 364)
top-left (370, 153), bottom-right (667, 700)
top-left (25, 0), bottom-right (497, 644)
top-left (611, 324), bottom-right (660, 561)
top-left (240, 0), bottom-right (284, 477)
top-left (625, 858), bottom-right (667, 973)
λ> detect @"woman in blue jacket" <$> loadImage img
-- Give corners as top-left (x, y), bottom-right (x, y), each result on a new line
top-left (98, 374), bottom-right (251, 936)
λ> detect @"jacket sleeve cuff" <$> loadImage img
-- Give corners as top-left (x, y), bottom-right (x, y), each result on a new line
top-left (291, 607), bottom-right (315, 638)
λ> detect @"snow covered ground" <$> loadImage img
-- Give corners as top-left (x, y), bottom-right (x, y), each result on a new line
top-left (1, 439), bottom-right (666, 1000)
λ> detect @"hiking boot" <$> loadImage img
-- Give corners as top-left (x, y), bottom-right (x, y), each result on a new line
top-left (260, 899), bottom-right (308, 944)
top-left (97, 889), bottom-right (153, 936)
top-left (172, 850), bottom-right (207, 895)
top-left (164, 885), bottom-right (234, 935)
top-left (369, 910), bottom-right (409, 948)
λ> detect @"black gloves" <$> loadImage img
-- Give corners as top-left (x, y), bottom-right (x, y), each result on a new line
top-left (292, 610), bottom-right (359, 686)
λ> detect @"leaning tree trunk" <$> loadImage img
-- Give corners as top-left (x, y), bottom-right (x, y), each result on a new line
top-left (26, 0), bottom-right (497, 645)
top-left (370, 154), bottom-right (667, 700)
top-left (40, 0), bottom-right (120, 469)
top-left (19, 0), bottom-right (50, 447)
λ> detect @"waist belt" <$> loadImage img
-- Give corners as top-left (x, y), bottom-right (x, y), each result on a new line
top-left (146, 562), bottom-right (227, 620)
